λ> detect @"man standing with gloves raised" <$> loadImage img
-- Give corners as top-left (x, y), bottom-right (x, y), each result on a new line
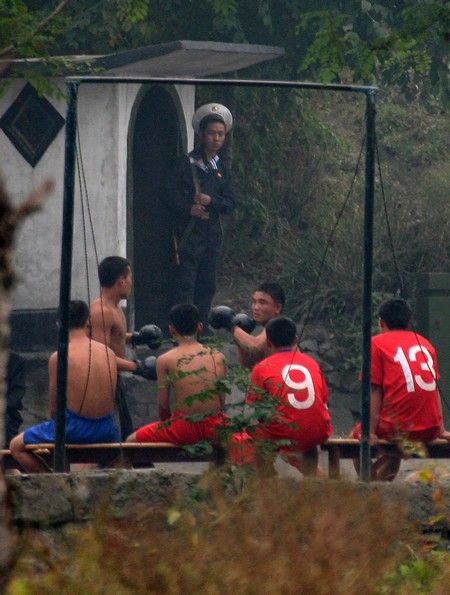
top-left (167, 103), bottom-right (236, 333)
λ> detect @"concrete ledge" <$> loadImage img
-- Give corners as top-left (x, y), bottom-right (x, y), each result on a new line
top-left (6, 470), bottom-right (198, 525)
top-left (6, 471), bottom-right (449, 534)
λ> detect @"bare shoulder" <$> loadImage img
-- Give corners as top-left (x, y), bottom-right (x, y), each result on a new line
top-left (90, 297), bottom-right (103, 312)
top-left (195, 346), bottom-right (226, 374)
top-left (89, 337), bottom-right (109, 349)
top-left (166, 344), bottom-right (204, 368)
top-left (91, 338), bottom-right (115, 357)
top-left (90, 299), bottom-right (115, 320)
top-left (157, 349), bottom-right (173, 368)
top-left (208, 347), bottom-right (226, 363)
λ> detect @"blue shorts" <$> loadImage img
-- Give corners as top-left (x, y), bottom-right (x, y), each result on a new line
top-left (23, 409), bottom-right (120, 445)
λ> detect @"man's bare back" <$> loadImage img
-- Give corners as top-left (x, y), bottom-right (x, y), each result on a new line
top-left (157, 341), bottom-right (226, 417)
top-left (90, 297), bottom-right (128, 357)
top-left (9, 300), bottom-right (120, 473)
top-left (49, 331), bottom-right (117, 418)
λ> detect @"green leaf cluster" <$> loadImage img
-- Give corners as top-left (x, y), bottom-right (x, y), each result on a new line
top-left (379, 551), bottom-right (449, 594)
top-left (3, 1), bottom-right (448, 103)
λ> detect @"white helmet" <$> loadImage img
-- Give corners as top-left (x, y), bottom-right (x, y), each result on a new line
top-left (192, 103), bottom-right (233, 135)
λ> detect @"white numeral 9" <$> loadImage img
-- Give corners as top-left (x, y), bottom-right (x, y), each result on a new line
top-left (282, 364), bottom-right (315, 409)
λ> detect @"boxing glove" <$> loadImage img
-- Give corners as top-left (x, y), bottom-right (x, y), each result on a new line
top-left (233, 312), bottom-right (256, 334)
top-left (134, 356), bottom-right (157, 380)
top-left (208, 306), bottom-right (235, 330)
top-left (209, 306), bottom-right (256, 334)
top-left (131, 324), bottom-right (163, 349)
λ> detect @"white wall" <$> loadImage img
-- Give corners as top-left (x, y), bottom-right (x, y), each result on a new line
top-left (176, 84), bottom-right (195, 151)
top-left (0, 80), bottom-right (65, 310)
top-left (0, 79), bottom-right (194, 311)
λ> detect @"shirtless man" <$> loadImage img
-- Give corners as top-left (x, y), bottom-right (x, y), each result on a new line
top-left (90, 256), bottom-right (161, 438)
top-left (10, 300), bottom-right (119, 472)
top-left (210, 282), bottom-right (285, 368)
top-left (127, 304), bottom-right (226, 444)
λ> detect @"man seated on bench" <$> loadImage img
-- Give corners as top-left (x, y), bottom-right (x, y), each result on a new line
top-left (232, 316), bottom-right (332, 476)
top-left (10, 300), bottom-right (120, 472)
top-left (127, 304), bottom-right (226, 445)
top-left (351, 297), bottom-right (450, 481)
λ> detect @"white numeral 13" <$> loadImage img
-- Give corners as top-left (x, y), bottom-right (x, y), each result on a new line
top-left (393, 345), bottom-right (436, 393)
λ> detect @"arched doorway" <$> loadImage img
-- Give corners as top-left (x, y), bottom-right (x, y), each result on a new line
top-left (129, 86), bottom-right (184, 330)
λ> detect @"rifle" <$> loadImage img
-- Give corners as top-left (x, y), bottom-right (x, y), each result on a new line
top-left (175, 158), bottom-right (208, 257)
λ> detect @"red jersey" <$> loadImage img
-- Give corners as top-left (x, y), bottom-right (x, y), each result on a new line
top-left (371, 330), bottom-right (441, 433)
top-left (246, 350), bottom-right (332, 449)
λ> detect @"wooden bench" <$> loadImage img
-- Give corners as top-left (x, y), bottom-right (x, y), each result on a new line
top-left (321, 438), bottom-right (450, 479)
top-left (1, 442), bottom-right (225, 472)
top-left (2, 439), bottom-right (449, 477)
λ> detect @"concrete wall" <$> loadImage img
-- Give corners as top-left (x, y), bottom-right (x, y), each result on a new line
top-left (6, 471), bottom-right (450, 530)
top-left (0, 80), bottom-right (194, 314)
top-left (1, 80), bottom-right (65, 310)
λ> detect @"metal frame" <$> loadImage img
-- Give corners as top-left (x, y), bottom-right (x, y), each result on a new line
top-left (57, 75), bottom-right (378, 481)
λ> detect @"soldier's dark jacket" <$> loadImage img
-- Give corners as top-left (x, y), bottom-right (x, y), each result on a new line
top-left (166, 148), bottom-right (235, 237)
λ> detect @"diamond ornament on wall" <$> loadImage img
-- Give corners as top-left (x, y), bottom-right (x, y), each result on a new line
top-left (0, 83), bottom-right (65, 167)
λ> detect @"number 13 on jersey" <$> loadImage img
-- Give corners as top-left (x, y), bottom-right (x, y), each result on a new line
top-left (393, 345), bottom-right (437, 393)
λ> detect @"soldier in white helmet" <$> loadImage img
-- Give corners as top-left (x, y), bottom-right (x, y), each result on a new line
top-left (166, 103), bottom-right (235, 333)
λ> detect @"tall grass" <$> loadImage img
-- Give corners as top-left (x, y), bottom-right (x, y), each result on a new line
top-left (6, 473), bottom-right (448, 594)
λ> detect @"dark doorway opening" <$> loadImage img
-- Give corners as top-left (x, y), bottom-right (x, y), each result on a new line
top-left (130, 86), bottom-right (183, 330)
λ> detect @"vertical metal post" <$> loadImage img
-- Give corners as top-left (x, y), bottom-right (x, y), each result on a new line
top-left (359, 89), bottom-right (377, 482)
top-left (54, 81), bottom-right (79, 472)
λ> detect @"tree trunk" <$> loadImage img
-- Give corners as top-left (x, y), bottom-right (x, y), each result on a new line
top-left (0, 175), bottom-right (53, 574)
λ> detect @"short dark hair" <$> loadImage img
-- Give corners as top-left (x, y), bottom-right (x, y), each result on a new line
top-left (199, 114), bottom-right (226, 132)
top-left (378, 298), bottom-right (412, 330)
top-left (169, 304), bottom-right (200, 335)
top-left (69, 300), bottom-right (89, 329)
top-left (98, 256), bottom-right (130, 288)
top-left (266, 316), bottom-right (297, 347)
top-left (257, 282), bottom-right (285, 307)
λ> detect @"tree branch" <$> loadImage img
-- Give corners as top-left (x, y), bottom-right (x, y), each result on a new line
top-left (12, 180), bottom-right (55, 225)
top-left (0, 0), bottom-right (70, 59)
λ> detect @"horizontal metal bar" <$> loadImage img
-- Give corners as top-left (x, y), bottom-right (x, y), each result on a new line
top-left (65, 75), bottom-right (377, 94)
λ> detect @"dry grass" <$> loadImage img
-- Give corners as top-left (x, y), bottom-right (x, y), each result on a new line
top-left (7, 471), bottom-right (449, 595)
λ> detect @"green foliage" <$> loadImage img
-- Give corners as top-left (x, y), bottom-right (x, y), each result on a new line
top-left (3, 1), bottom-right (447, 104)
top-left (378, 551), bottom-right (450, 594)
top-left (182, 439), bottom-right (213, 456)
top-left (295, 1), bottom-right (450, 105)
top-left (297, 10), bottom-right (371, 84)
top-left (0, 1), bottom-right (70, 57)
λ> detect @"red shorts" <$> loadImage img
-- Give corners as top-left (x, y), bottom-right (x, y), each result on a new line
top-left (351, 423), bottom-right (440, 442)
top-left (253, 423), bottom-right (331, 453)
top-left (135, 411), bottom-right (226, 444)
top-left (230, 421), bottom-right (332, 466)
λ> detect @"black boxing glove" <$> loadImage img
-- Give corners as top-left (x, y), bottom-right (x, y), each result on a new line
top-left (208, 306), bottom-right (236, 331)
top-left (209, 306), bottom-right (255, 334)
top-left (133, 356), bottom-right (157, 381)
top-left (233, 313), bottom-right (256, 334)
top-left (131, 324), bottom-right (163, 350)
